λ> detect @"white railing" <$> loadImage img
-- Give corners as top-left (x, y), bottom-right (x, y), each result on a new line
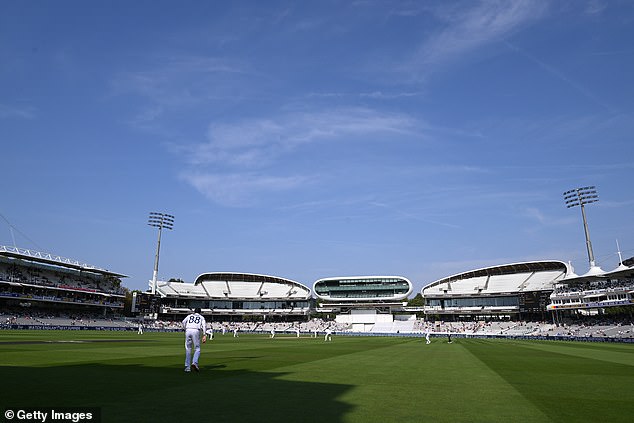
top-left (0, 245), bottom-right (108, 273)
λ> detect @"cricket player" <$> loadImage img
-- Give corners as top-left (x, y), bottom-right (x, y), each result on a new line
top-left (295, 328), bottom-right (300, 338)
top-left (325, 328), bottom-right (332, 342)
top-left (270, 328), bottom-right (275, 338)
top-left (138, 322), bottom-right (143, 335)
top-left (182, 308), bottom-right (207, 372)
top-left (425, 331), bottom-right (431, 344)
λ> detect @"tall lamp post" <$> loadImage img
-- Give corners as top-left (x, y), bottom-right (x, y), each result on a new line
top-left (563, 186), bottom-right (601, 274)
top-left (148, 212), bottom-right (174, 295)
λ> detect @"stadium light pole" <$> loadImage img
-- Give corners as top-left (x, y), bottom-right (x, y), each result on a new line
top-left (563, 186), bottom-right (600, 273)
top-left (148, 212), bottom-right (174, 295)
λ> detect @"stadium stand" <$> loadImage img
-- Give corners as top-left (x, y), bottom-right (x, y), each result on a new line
top-left (154, 272), bottom-right (312, 320)
top-left (312, 276), bottom-right (413, 331)
top-left (2, 241), bottom-right (632, 341)
top-left (0, 246), bottom-right (127, 319)
top-left (422, 261), bottom-right (568, 320)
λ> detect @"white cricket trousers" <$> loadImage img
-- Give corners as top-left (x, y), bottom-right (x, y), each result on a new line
top-left (185, 329), bottom-right (201, 368)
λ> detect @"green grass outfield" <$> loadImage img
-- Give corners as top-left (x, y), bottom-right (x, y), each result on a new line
top-left (1, 331), bottom-right (633, 423)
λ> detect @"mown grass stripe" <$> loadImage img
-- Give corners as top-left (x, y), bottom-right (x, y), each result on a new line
top-left (0, 331), bottom-right (632, 423)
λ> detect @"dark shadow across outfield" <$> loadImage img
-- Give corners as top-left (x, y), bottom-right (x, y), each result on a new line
top-left (0, 362), bottom-right (354, 423)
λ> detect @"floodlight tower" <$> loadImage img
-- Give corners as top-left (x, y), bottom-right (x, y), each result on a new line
top-left (563, 186), bottom-right (602, 274)
top-left (148, 212), bottom-right (174, 295)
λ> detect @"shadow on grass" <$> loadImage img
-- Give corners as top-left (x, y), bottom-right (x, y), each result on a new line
top-left (0, 362), bottom-right (354, 423)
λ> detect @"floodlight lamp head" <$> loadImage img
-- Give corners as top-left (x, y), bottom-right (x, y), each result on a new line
top-left (148, 212), bottom-right (175, 229)
top-left (563, 186), bottom-right (599, 207)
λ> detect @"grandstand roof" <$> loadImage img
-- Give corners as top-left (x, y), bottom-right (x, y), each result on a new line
top-left (433, 261), bottom-right (568, 283)
top-left (559, 262), bottom-right (634, 285)
top-left (157, 272), bottom-right (311, 299)
top-left (194, 272), bottom-right (305, 288)
top-left (0, 245), bottom-right (127, 278)
top-left (422, 260), bottom-right (569, 296)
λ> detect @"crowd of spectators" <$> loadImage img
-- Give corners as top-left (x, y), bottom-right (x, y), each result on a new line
top-left (553, 279), bottom-right (634, 296)
top-left (1, 307), bottom-right (128, 327)
top-left (412, 316), bottom-right (634, 339)
top-left (144, 317), bottom-right (349, 334)
top-left (0, 283), bottom-right (124, 308)
top-left (0, 261), bottom-right (124, 295)
top-left (3, 308), bottom-right (633, 339)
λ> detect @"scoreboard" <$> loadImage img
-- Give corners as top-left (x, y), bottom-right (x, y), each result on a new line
top-left (131, 292), bottom-right (160, 314)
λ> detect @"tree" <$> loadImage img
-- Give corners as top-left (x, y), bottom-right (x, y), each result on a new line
top-left (122, 288), bottom-right (133, 316)
top-left (407, 293), bottom-right (424, 307)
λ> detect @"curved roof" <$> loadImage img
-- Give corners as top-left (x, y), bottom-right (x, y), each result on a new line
top-left (195, 272), bottom-right (304, 287)
top-left (313, 276), bottom-right (412, 302)
top-left (157, 272), bottom-right (311, 299)
top-left (422, 261), bottom-right (569, 296)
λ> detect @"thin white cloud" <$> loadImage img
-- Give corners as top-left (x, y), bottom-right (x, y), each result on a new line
top-left (584, 0), bottom-right (607, 15)
top-left (596, 198), bottom-right (634, 208)
top-left (174, 106), bottom-right (436, 207)
top-left (504, 40), bottom-right (617, 113)
top-left (359, 91), bottom-right (424, 99)
top-left (173, 103), bottom-right (501, 209)
top-left (184, 107), bottom-right (420, 167)
top-left (110, 55), bottom-right (249, 123)
top-left (475, 112), bottom-right (634, 150)
top-left (291, 18), bottom-right (325, 32)
top-left (411, 0), bottom-right (548, 74)
top-left (522, 207), bottom-right (577, 226)
top-left (180, 171), bottom-right (309, 207)
top-left (308, 91), bottom-right (424, 99)
top-left (369, 201), bottom-right (461, 228)
top-left (0, 104), bottom-right (36, 119)
top-left (387, 6), bottom-right (425, 18)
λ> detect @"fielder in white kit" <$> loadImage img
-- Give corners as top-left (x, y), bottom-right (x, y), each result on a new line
top-left (182, 308), bottom-right (207, 372)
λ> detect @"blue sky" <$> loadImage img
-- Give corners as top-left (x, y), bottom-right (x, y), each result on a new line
top-left (1, 0), bottom-right (633, 294)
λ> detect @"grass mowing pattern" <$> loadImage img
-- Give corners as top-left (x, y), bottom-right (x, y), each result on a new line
top-left (1, 331), bottom-right (633, 422)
